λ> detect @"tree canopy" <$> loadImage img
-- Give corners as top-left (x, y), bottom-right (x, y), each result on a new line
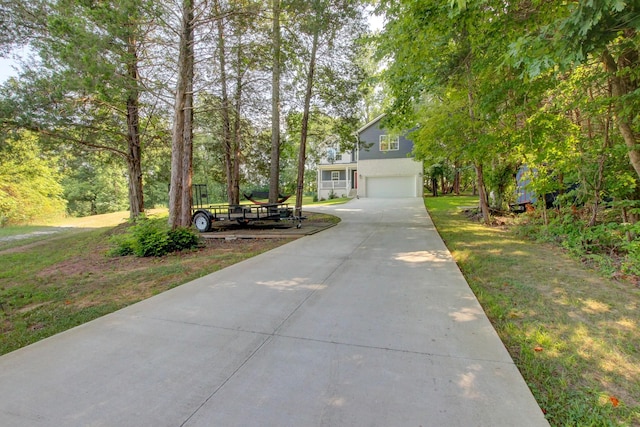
top-left (0, 0), bottom-right (372, 225)
top-left (375, 0), bottom-right (640, 215)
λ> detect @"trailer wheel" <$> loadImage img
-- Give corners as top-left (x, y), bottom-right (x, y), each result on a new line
top-left (193, 211), bottom-right (212, 232)
top-left (236, 219), bottom-right (251, 226)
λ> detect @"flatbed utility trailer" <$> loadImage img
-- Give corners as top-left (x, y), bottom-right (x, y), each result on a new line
top-left (191, 202), bottom-right (302, 232)
top-left (190, 184), bottom-right (304, 232)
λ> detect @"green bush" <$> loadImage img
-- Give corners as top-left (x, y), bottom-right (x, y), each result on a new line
top-left (110, 217), bottom-right (202, 257)
top-left (168, 227), bottom-right (201, 252)
top-left (130, 218), bottom-right (171, 257)
top-left (514, 206), bottom-right (640, 277)
top-left (107, 234), bottom-right (135, 256)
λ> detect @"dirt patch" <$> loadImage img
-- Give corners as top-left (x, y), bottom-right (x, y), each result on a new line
top-left (16, 301), bottom-right (53, 314)
top-left (23, 237), bottom-right (290, 314)
top-left (36, 238), bottom-right (286, 279)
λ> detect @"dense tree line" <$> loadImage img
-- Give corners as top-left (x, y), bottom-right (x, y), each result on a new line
top-left (8, 0), bottom-right (637, 272)
top-left (375, 0), bottom-right (639, 272)
top-left (0, 0), bottom-right (370, 226)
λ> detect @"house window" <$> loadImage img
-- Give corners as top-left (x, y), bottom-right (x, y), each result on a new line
top-left (335, 153), bottom-right (342, 161)
top-left (331, 171), bottom-right (340, 181)
top-left (379, 135), bottom-right (399, 151)
top-left (327, 148), bottom-right (336, 163)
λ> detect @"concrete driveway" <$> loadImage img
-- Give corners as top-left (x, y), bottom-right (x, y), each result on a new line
top-left (0, 198), bottom-right (548, 426)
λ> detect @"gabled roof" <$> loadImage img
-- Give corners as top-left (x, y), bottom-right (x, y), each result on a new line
top-left (356, 114), bottom-right (386, 135)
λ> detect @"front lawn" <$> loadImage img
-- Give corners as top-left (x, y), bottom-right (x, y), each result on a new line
top-left (0, 211), bottom-right (338, 355)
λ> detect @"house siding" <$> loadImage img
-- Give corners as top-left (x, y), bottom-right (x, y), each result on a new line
top-left (357, 117), bottom-right (413, 160)
top-left (321, 170), bottom-right (347, 181)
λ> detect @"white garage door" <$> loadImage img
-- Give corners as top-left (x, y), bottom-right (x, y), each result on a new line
top-left (367, 176), bottom-right (415, 198)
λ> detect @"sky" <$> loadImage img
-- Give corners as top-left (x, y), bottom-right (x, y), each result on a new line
top-left (0, 57), bottom-right (17, 83)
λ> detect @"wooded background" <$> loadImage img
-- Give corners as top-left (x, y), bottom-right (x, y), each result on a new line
top-left (1, 0), bottom-right (639, 271)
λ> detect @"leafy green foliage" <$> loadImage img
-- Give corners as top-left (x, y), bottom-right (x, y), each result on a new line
top-left (0, 132), bottom-right (66, 226)
top-left (110, 217), bottom-right (202, 258)
top-left (167, 226), bottom-right (202, 253)
top-left (514, 205), bottom-right (640, 277)
top-left (61, 151), bottom-right (129, 217)
top-left (377, 0), bottom-right (639, 235)
top-left (0, 0), bottom-right (168, 218)
top-left (131, 219), bottom-right (172, 257)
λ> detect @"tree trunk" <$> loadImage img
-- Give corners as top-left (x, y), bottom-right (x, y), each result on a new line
top-left (169, 0), bottom-right (195, 229)
top-left (269, 0), bottom-right (281, 204)
top-left (476, 162), bottom-right (491, 225)
top-left (602, 48), bottom-right (640, 181)
top-left (214, 0), bottom-right (235, 205)
top-left (588, 101), bottom-right (612, 227)
top-left (125, 33), bottom-right (144, 219)
top-left (231, 26), bottom-right (244, 206)
top-left (126, 146), bottom-right (144, 218)
top-left (180, 47), bottom-right (194, 227)
top-left (169, 114), bottom-right (184, 229)
top-left (295, 30), bottom-right (319, 217)
top-left (453, 161), bottom-right (461, 195)
top-left (463, 40), bottom-right (488, 223)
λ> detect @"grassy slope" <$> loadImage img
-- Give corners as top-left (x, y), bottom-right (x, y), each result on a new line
top-left (0, 204), bottom-right (343, 356)
top-left (0, 227), bottom-right (287, 355)
top-left (425, 195), bottom-right (639, 426)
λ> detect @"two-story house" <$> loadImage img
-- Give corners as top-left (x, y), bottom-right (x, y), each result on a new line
top-left (316, 115), bottom-right (423, 200)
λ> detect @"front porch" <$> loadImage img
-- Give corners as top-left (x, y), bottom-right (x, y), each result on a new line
top-left (317, 165), bottom-right (357, 200)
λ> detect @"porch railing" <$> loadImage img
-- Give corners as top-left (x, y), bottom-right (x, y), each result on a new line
top-left (320, 180), bottom-right (347, 190)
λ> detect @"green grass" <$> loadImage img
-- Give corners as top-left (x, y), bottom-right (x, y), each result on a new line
top-left (424, 195), bottom-right (640, 426)
top-left (0, 204), bottom-right (340, 355)
top-left (305, 196), bottom-right (350, 206)
top-left (0, 224), bottom-right (289, 356)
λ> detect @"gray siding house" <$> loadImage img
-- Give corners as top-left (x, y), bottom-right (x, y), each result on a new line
top-left (316, 115), bottom-right (423, 199)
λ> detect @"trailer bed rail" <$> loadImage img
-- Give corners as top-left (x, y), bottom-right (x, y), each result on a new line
top-left (191, 203), bottom-right (303, 232)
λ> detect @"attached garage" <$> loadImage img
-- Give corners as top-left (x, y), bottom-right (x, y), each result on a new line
top-left (366, 176), bottom-right (416, 198)
top-left (356, 158), bottom-right (423, 199)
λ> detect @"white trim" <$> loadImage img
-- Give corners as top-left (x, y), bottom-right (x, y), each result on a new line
top-left (379, 135), bottom-right (399, 152)
top-left (356, 114), bottom-right (386, 134)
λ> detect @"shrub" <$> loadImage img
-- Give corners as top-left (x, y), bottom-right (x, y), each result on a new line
top-left (514, 206), bottom-right (640, 278)
top-left (130, 218), bottom-right (171, 257)
top-left (107, 234), bottom-right (136, 256)
top-left (168, 227), bottom-right (201, 252)
top-left (110, 217), bottom-right (202, 257)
